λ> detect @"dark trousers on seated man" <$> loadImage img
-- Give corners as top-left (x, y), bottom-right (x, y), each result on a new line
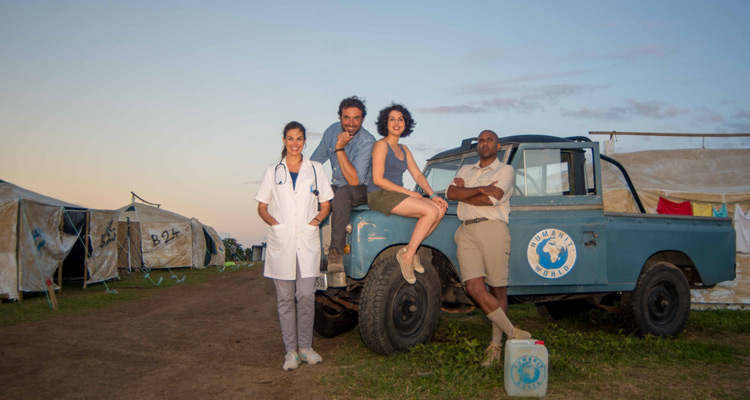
top-left (327, 185), bottom-right (368, 272)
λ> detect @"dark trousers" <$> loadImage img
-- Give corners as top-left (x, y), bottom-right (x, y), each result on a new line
top-left (330, 185), bottom-right (368, 252)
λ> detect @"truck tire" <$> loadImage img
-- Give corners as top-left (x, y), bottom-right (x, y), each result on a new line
top-left (314, 295), bottom-right (358, 338)
top-left (621, 262), bottom-right (690, 337)
top-left (358, 254), bottom-right (442, 355)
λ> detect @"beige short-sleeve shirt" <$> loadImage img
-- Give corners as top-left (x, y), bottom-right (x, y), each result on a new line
top-left (454, 158), bottom-right (514, 223)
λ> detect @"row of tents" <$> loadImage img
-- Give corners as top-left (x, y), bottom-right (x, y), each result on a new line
top-left (0, 179), bottom-right (225, 300)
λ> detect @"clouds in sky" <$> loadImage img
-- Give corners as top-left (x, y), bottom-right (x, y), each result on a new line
top-left (563, 43), bottom-right (671, 63)
top-left (562, 99), bottom-right (687, 121)
top-left (721, 109), bottom-right (750, 133)
top-left (447, 70), bottom-right (593, 96)
top-left (420, 83), bottom-right (599, 115)
top-left (420, 43), bottom-right (683, 122)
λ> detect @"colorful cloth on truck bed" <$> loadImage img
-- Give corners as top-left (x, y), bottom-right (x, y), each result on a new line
top-left (691, 202), bottom-right (713, 217)
top-left (713, 204), bottom-right (728, 217)
top-left (657, 197), bottom-right (693, 215)
top-left (734, 204), bottom-right (750, 253)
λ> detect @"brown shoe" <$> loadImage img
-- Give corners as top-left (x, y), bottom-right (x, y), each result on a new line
top-left (511, 327), bottom-right (532, 340)
top-left (480, 343), bottom-right (502, 367)
top-left (396, 247), bottom-right (416, 284)
top-left (327, 248), bottom-right (344, 273)
top-left (413, 252), bottom-right (425, 274)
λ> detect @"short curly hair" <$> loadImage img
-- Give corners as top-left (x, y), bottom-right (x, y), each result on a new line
top-left (338, 96), bottom-right (367, 120)
top-left (375, 103), bottom-right (416, 138)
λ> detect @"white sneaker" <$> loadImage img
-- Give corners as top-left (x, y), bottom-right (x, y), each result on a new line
top-left (283, 350), bottom-right (300, 371)
top-left (299, 347), bottom-right (323, 364)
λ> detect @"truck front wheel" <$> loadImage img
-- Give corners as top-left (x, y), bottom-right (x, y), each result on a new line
top-left (358, 254), bottom-right (441, 355)
top-left (621, 262), bottom-right (690, 337)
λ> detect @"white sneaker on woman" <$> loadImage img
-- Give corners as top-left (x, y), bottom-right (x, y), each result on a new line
top-left (283, 350), bottom-right (300, 371)
top-left (299, 347), bottom-right (323, 364)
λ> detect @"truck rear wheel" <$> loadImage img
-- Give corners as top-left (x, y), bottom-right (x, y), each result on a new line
top-left (621, 262), bottom-right (690, 337)
top-left (358, 254), bottom-right (441, 355)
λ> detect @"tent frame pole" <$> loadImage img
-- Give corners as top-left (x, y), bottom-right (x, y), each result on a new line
top-left (127, 217), bottom-right (132, 273)
top-left (57, 261), bottom-right (62, 294)
top-left (16, 200), bottom-right (22, 302)
top-left (83, 210), bottom-right (91, 288)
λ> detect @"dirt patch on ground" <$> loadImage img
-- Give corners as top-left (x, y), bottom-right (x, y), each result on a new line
top-left (0, 268), bottom-right (345, 399)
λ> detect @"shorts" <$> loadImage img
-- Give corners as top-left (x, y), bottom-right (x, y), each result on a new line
top-left (367, 189), bottom-right (409, 216)
top-left (455, 220), bottom-right (510, 287)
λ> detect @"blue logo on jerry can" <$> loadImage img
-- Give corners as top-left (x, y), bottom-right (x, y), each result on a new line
top-left (510, 354), bottom-right (547, 390)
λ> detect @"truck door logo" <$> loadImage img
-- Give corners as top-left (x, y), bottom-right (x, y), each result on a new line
top-left (527, 228), bottom-right (577, 279)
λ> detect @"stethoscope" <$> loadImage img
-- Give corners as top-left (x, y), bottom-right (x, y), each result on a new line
top-left (275, 158), bottom-right (319, 197)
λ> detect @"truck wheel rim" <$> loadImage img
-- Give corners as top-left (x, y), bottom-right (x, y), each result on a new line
top-left (390, 282), bottom-right (428, 337)
top-left (647, 284), bottom-right (674, 322)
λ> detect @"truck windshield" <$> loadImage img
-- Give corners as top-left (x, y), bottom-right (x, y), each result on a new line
top-left (514, 147), bottom-right (595, 197)
top-left (421, 151), bottom-right (504, 195)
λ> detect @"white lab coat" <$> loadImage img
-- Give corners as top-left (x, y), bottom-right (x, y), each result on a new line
top-left (255, 157), bottom-right (334, 280)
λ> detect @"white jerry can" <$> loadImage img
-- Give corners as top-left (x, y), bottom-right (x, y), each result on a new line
top-left (504, 339), bottom-right (549, 397)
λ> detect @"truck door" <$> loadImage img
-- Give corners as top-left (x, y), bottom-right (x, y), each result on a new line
top-left (508, 142), bottom-right (607, 294)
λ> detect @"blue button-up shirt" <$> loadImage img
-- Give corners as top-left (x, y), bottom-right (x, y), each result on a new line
top-left (311, 122), bottom-right (376, 187)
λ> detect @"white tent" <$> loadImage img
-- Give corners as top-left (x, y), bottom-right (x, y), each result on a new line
top-left (0, 180), bottom-right (85, 300)
top-left (86, 209), bottom-right (120, 285)
top-left (115, 202), bottom-right (224, 270)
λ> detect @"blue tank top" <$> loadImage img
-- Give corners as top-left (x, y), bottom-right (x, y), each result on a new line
top-left (368, 143), bottom-right (408, 193)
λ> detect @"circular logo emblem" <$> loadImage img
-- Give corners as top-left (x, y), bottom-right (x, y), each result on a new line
top-left (510, 354), bottom-right (547, 390)
top-left (527, 228), bottom-right (577, 279)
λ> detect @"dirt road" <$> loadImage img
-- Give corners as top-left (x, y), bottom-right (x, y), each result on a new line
top-left (0, 268), bottom-right (345, 399)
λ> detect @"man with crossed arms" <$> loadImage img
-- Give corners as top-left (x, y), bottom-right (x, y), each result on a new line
top-left (446, 129), bottom-right (532, 367)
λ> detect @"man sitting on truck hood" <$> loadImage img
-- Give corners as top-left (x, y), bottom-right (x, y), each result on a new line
top-left (446, 129), bottom-right (532, 368)
top-left (311, 96), bottom-right (376, 272)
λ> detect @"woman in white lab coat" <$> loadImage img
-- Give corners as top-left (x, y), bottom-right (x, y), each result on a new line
top-left (255, 121), bottom-right (333, 371)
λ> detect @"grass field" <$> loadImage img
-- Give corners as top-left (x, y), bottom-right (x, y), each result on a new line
top-left (0, 263), bottom-right (256, 326)
top-left (322, 305), bottom-right (750, 399)
top-left (4, 266), bottom-right (748, 399)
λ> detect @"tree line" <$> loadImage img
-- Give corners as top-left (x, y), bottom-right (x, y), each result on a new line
top-left (222, 237), bottom-right (265, 261)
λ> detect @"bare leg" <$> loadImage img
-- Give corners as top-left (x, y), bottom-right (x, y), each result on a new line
top-left (465, 277), bottom-right (530, 339)
top-left (465, 277), bottom-right (502, 315)
top-left (423, 199), bottom-right (447, 238)
top-left (389, 197), bottom-right (439, 266)
top-left (490, 286), bottom-right (508, 314)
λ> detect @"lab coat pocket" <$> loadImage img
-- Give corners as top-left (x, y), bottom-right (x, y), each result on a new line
top-left (301, 224), bottom-right (321, 251)
top-left (267, 223), bottom-right (288, 252)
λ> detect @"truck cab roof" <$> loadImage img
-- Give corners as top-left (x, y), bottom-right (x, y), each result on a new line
top-left (428, 135), bottom-right (588, 161)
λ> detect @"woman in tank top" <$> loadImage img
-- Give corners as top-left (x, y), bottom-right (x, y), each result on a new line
top-left (367, 104), bottom-right (448, 284)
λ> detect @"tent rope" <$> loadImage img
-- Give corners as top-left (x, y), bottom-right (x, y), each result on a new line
top-left (110, 223), bottom-right (164, 286)
top-left (165, 267), bottom-right (186, 284)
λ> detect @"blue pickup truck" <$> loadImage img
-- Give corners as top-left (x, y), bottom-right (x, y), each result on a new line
top-left (314, 135), bottom-right (736, 355)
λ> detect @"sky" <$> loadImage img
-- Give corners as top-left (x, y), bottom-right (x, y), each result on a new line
top-left (2, 0), bottom-right (750, 247)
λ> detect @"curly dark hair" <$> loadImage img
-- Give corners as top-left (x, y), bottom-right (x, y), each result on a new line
top-left (375, 103), bottom-right (416, 138)
top-left (337, 96), bottom-right (367, 119)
